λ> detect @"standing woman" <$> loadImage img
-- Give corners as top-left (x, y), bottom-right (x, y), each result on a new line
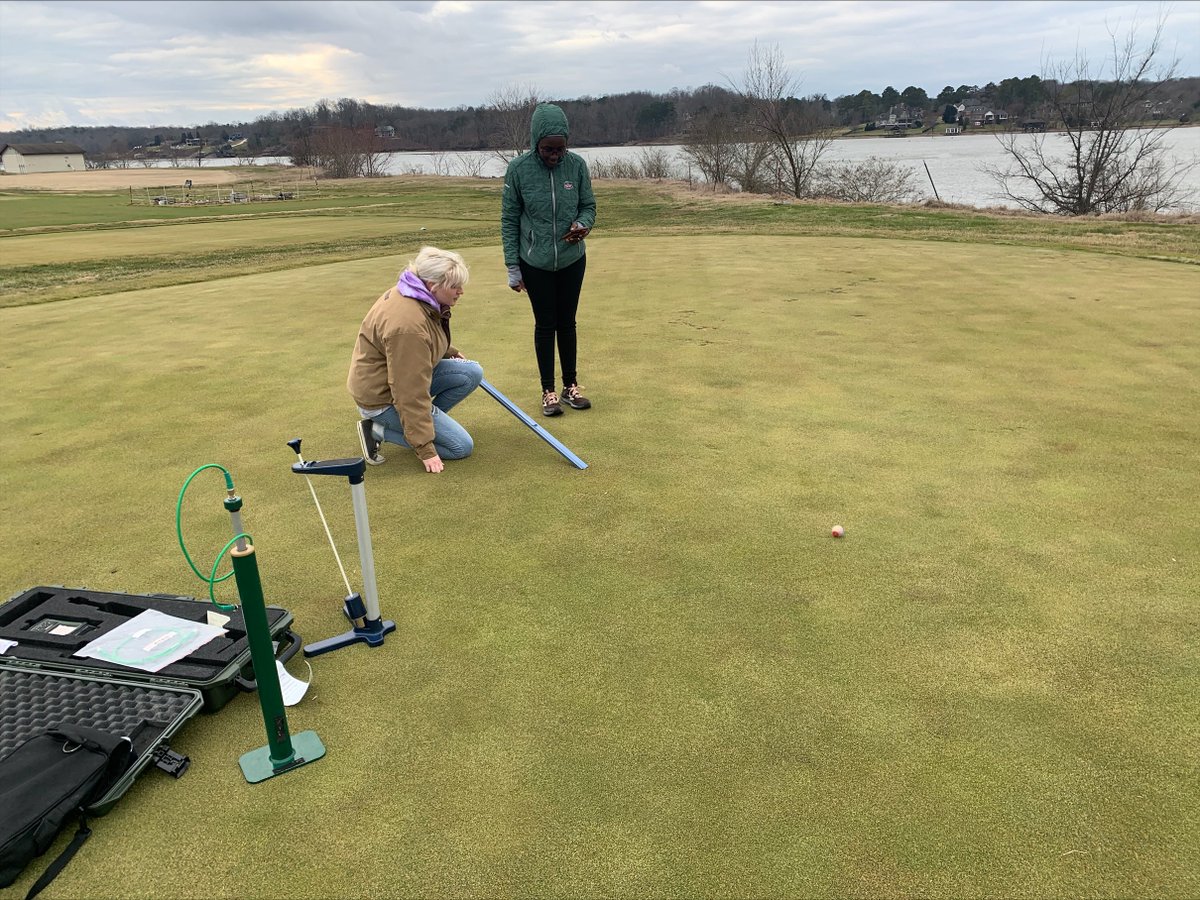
top-left (501, 103), bottom-right (597, 416)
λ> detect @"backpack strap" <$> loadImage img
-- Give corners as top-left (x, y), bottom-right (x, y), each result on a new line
top-left (24, 811), bottom-right (91, 900)
top-left (13, 728), bottom-right (132, 898)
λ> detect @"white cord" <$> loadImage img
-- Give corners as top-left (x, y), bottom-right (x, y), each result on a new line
top-left (303, 473), bottom-right (353, 597)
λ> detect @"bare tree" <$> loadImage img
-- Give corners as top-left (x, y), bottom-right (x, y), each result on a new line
top-left (455, 152), bottom-right (488, 177)
top-left (636, 147), bottom-right (677, 179)
top-left (287, 130), bottom-right (316, 169)
top-left (487, 83), bottom-right (542, 164)
top-left (733, 42), bottom-right (835, 198)
top-left (360, 131), bottom-right (391, 177)
top-left (728, 140), bottom-right (774, 193)
top-left (679, 104), bottom-right (780, 193)
top-left (984, 13), bottom-right (1197, 214)
top-left (589, 156), bottom-right (639, 179)
top-left (312, 126), bottom-right (377, 179)
top-left (679, 109), bottom-right (742, 188)
top-left (813, 157), bottom-right (921, 203)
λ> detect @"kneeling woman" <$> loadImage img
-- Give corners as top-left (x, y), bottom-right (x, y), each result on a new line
top-left (347, 246), bottom-right (483, 474)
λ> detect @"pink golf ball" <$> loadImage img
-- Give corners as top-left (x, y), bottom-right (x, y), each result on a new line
top-left (831, 525), bottom-right (845, 538)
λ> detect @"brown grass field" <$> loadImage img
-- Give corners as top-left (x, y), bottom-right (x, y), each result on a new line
top-left (0, 167), bottom-right (260, 191)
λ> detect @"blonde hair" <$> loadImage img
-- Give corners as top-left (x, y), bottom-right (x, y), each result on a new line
top-left (406, 246), bottom-right (470, 289)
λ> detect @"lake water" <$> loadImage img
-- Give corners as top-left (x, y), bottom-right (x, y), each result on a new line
top-left (128, 128), bottom-right (1200, 211)
top-left (384, 128), bottom-right (1200, 211)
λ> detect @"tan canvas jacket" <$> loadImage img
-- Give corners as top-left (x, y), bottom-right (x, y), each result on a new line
top-left (346, 287), bottom-right (458, 459)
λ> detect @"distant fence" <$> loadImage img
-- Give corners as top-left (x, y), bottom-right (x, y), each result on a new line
top-left (128, 178), bottom-right (318, 207)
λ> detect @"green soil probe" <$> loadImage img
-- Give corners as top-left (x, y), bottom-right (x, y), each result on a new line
top-left (176, 464), bottom-right (325, 783)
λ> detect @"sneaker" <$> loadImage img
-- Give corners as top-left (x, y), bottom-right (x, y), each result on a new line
top-left (542, 389), bottom-right (563, 417)
top-left (562, 383), bottom-right (591, 410)
top-left (357, 418), bottom-right (385, 465)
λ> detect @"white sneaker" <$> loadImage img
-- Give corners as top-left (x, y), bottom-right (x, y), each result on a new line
top-left (357, 419), bottom-right (385, 465)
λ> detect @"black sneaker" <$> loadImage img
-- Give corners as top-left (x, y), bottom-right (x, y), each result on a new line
top-left (357, 418), bottom-right (385, 465)
top-left (542, 390), bottom-right (563, 417)
top-left (562, 383), bottom-right (591, 410)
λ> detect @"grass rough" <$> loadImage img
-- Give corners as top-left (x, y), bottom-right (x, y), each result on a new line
top-left (2, 175), bottom-right (1197, 309)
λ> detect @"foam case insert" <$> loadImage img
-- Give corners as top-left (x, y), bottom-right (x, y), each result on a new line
top-left (0, 585), bottom-right (297, 712)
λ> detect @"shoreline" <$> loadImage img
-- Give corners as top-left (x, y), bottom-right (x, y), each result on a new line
top-left (609, 120), bottom-right (1200, 147)
top-left (3, 122), bottom-right (1196, 198)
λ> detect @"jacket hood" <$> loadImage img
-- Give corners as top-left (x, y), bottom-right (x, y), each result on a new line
top-left (530, 103), bottom-right (570, 152)
top-left (396, 268), bottom-right (443, 315)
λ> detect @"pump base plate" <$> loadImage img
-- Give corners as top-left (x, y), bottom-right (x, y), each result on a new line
top-left (239, 729), bottom-right (325, 783)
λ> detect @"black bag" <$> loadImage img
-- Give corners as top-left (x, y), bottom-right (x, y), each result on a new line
top-left (0, 725), bottom-right (133, 897)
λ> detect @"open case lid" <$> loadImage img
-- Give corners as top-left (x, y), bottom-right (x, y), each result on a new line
top-left (0, 667), bottom-right (203, 815)
top-left (0, 586), bottom-right (292, 692)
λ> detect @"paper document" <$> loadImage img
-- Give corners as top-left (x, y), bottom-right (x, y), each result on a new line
top-left (277, 658), bottom-right (312, 706)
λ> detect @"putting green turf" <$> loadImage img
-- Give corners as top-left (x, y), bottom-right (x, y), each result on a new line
top-left (0, 231), bottom-right (1197, 898)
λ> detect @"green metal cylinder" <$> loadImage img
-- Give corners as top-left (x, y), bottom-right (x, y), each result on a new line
top-left (230, 545), bottom-right (295, 769)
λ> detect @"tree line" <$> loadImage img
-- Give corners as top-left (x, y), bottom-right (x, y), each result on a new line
top-left (4, 74), bottom-right (1196, 163)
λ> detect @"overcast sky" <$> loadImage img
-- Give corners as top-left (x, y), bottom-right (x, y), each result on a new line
top-left (1, 0), bottom-right (1197, 131)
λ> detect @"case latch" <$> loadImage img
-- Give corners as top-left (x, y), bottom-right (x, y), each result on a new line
top-left (151, 744), bottom-right (190, 778)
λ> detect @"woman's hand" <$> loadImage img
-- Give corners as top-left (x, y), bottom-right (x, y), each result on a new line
top-left (423, 455), bottom-right (444, 474)
top-left (507, 265), bottom-right (525, 293)
top-left (563, 223), bottom-right (590, 244)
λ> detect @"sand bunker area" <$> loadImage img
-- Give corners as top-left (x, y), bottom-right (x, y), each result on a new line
top-left (0, 167), bottom-right (263, 191)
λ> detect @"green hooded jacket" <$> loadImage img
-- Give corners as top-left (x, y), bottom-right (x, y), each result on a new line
top-left (501, 103), bottom-right (597, 272)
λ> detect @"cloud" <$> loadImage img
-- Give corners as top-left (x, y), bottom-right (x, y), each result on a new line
top-left (1, 0), bottom-right (1195, 129)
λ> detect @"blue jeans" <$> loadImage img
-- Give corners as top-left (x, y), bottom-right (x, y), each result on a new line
top-left (365, 358), bottom-right (483, 459)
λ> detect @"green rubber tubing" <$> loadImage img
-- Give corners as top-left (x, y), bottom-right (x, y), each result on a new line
top-left (176, 463), bottom-right (241, 611)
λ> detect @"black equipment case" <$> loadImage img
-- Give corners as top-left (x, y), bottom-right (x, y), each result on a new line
top-left (0, 585), bottom-right (300, 815)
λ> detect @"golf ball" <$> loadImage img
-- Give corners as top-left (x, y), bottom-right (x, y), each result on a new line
top-left (831, 525), bottom-right (845, 538)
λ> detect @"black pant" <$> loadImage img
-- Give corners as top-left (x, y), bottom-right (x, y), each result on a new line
top-left (520, 256), bottom-right (587, 393)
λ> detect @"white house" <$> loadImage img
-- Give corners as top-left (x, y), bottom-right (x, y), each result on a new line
top-left (0, 142), bottom-right (87, 174)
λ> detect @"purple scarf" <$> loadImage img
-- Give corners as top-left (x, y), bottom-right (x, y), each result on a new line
top-left (396, 268), bottom-right (452, 342)
top-left (396, 269), bottom-right (442, 313)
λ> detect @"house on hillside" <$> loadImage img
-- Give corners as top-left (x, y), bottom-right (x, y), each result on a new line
top-left (956, 101), bottom-right (1009, 126)
top-left (0, 141), bottom-right (87, 174)
top-left (877, 104), bottom-right (921, 130)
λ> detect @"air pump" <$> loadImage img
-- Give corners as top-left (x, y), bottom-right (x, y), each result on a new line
top-left (286, 439), bottom-right (396, 656)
